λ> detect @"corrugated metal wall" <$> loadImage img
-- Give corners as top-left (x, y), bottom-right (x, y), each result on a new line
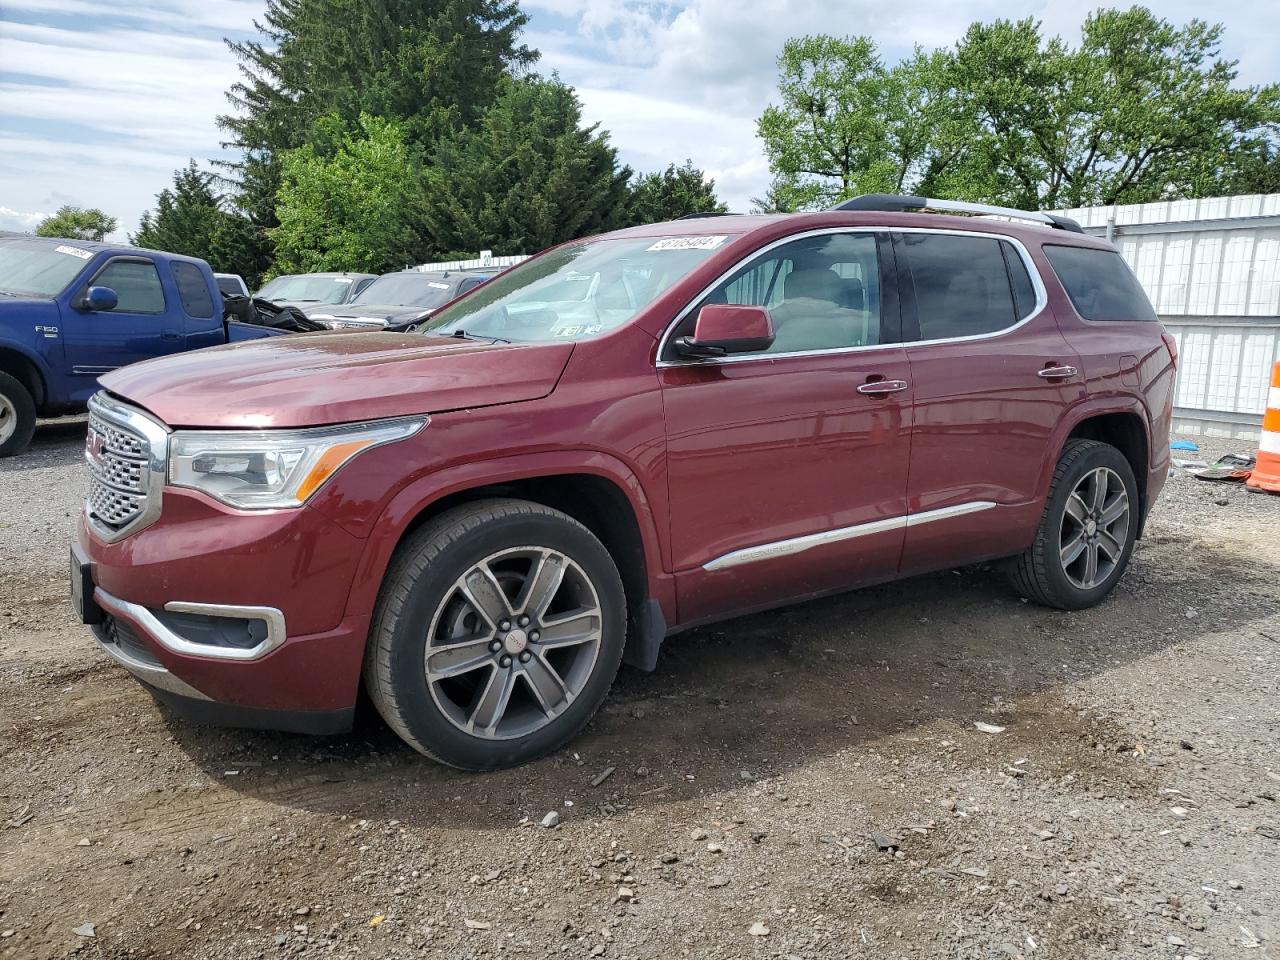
top-left (1055, 195), bottom-right (1280, 439)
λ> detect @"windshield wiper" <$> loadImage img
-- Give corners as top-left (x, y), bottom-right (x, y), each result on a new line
top-left (447, 328), bottom-right (511, 344)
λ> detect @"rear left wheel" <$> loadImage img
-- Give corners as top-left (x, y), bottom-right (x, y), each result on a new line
top-left (1009, 438), bottom-right (1139, 610)
top-left (364, 499), bottom-right (626, 770)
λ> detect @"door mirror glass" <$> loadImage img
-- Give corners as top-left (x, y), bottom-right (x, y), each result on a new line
top-left (673, 304), bottom-right (775, 358)
top-left (81, 286), bottom-right (119, 312)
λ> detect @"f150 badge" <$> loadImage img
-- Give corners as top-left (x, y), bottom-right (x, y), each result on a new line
top-left (34, 325), bottom-right (59, 339)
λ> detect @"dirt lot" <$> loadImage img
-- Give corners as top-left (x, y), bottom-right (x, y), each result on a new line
top-left (1, 420), bottom-right (1278, 960)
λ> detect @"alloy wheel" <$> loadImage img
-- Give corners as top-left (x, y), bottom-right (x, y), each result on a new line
top-left (1059, 466), bottom-right (1130, 590)
top-left (424, 546), bottom-right (603, 740)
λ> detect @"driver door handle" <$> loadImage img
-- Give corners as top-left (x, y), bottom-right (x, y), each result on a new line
top-left (857, 379), bottom-right (909, 395)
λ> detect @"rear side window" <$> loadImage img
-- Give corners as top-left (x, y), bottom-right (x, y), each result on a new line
top-left (1002, 241), bottom-right (1037, 318)
top-left (93, 260), bottom-right (165, 314)
top-left (1044, 245), bottom-right (1158, 321)
top-left (173, 262), bottom-right (214, 318)
top-left (902, 234), bottom-right (1021, 340)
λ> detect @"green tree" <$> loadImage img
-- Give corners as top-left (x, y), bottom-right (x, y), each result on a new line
top-left (757, 8), bottom-right (1280, 210)
top-left (133, 162), bottom-right (269, 286)
top-left (35, 206), bottom-right (117, 241)
top-left (217, 0), bottom-right (537, 270)
top-left (133, 162), bottom-right (224, 257)
top-left (422, 76), bottom-right (633, 256)
top-left (627, 160), bottom-right (727, 224)
top-left (273, 113), bottom-right (427, 274)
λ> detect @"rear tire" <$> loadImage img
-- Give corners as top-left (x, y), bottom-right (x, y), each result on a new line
top-left (364, 499), bottom-right (626, 770)
top-left (1009, 439), bottom-right (1139, 610)
top-left (0, 372), bottom-right (36, 458)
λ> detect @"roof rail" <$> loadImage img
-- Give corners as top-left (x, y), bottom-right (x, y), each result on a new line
top-left (832, 193), bottom-right (1084, 234)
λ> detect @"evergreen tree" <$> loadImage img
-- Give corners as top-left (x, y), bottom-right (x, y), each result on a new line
top-left (627, 161), bottom-right (727, 225)
top-left (421, 76), bottom-right (632, 257)
top-left (216, 0), bottom-right (537, 272)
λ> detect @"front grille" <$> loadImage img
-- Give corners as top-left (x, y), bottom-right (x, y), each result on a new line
top-left (84, 395), bottom-right (165, 540)
top-left (88, 476), bottom-right (144, 526)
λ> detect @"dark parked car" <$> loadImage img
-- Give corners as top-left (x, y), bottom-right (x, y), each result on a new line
top-left (254, 272), bottom-right (375, 311)
top-left (73, 195), bottom-right (1175, 771)
top-left (307, 269), bottom-right (493, 330)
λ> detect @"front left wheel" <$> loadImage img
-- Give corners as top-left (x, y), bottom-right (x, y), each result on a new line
top-left (0, 371), bottom-right (36, 458)
top-left (364, 499), bottom-right (627, 770)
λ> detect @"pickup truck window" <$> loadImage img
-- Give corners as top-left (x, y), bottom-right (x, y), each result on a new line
top-left (93, 260), bottom-right (165, 314)
top-left (419, 236), bottom-right (733, 342)
top-left (172, 262), bottom-right (214, 318)
top-left (0, 238), bottom-right (92, 297)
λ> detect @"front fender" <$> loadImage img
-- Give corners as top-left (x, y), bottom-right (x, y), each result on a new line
top-left (341, 448), bottom-right (674, 627)
top-left (0, 335), bottom-right (56, 408)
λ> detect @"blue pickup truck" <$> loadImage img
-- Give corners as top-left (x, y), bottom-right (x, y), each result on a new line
top-left (0, 235), bottom-right (286, 456)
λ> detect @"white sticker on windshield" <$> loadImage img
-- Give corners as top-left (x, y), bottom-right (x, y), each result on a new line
top-left (55, 244), bottom-right (93, 260)
top-left (334, 277), bottom-right (353, 284)
top-left (646, 235), bottom-right (728, 252)
top-left (428, 281), bottom-right (449, 289)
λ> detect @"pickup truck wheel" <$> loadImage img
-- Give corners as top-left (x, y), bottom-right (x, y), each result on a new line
top-left (0, 372), bottom-right (36, 457)
top-left (1009, 439), bottom-right (1139, 610)
top-left (364, 499), bottom-right (626, 770)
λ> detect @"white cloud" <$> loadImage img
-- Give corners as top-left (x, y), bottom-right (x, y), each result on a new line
top-left (0, 206), bottom-right (46, 233)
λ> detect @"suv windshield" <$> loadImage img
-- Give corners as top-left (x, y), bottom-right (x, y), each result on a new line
top-left (257, 275), bottom-right (357, 304)
top-left (418, 235), bottom-right (735, 341)
top-left (0, 238), bottom-right (94, 297)
top-left (353, 274), bottom-right (456, 309)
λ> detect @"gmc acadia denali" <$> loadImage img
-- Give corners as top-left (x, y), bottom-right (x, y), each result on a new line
top-left (72, 195), bottom-right (1175, 770)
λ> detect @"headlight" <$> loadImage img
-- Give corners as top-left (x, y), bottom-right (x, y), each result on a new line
top-left (168, 418), bottom-right (425, 509)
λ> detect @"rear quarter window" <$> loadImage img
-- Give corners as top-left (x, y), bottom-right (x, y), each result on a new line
top-left (1044, 245), bottom-right (1158, 322)
top-left (173, 262), bottom-right (215, 318)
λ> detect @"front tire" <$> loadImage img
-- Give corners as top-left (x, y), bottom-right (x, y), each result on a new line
top-left (364, 499), bottom-right (626, 770)
top-left (1010, 439), bottom-right (1139, 610)
top-left (0, 372), bottom-right (36, 457)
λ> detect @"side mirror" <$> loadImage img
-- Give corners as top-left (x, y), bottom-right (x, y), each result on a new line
top-left (673, 304), bottom-right (775, 358)
top-left (79, 286), bottom-right (119, 312)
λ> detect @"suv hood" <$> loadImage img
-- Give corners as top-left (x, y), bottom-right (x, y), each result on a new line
top-left (100, 332), bottom-right (574, 428)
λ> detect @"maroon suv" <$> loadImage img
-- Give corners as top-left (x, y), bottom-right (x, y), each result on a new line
top-left (72, 195), bottom-right (1176, 770)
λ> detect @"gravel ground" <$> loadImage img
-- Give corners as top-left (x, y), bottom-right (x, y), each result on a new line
top-left (1, 419), bottom-right (1278, 960)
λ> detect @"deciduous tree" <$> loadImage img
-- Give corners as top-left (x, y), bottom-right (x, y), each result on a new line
top-left (35, 206), bottom-right (116, 241)
top-left (272, 114), bottom-right (427, 274)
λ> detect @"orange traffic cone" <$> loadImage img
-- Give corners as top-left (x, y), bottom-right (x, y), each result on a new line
top-left (1247, 361), bottom-right (1280, 494)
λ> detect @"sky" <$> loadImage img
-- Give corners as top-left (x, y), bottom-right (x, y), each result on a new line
top-left (0, 0), bottom-right (1276, 243)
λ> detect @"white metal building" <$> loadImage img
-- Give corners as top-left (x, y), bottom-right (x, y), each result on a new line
top-left (1055, 194), bottom-right (1280, 439)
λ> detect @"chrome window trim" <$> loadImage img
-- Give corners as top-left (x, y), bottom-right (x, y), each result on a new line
top-left (86, 392), bottom-right (170, 543)
top-left (655, 225), bottom-right (1048, 368)
top-left (95, 588), bottom-right (288, 662)
top-left (702, 501), bottom-right (997, 571)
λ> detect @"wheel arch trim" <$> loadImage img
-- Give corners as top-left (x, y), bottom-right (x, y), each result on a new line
top-left (342, 449), bottom-right (674, 629)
